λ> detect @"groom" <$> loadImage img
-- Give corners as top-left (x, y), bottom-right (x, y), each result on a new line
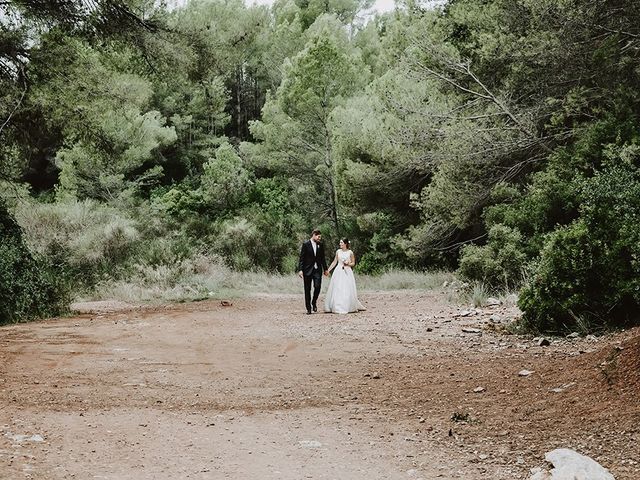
top-left (297, 229), bottom-right (329, 314)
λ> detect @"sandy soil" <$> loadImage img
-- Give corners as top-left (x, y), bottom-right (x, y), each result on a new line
top-left (1, 290), bottom-right (638, 479)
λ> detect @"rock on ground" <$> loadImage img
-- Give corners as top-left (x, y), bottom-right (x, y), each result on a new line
top-left (530, 448), bottom-right (615, 480)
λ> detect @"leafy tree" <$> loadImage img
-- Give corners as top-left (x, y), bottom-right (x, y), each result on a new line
top-left (251, 20), bottom-right (369, 235)
top-left (200, 142), bottom-right (253, 213)
top-left (294, 0), bottom-right (374, 30)
top-left (170, 0), bottom-right (272, 141)
top-left (29, 37), bottom-right (176, 200)
top-left (0, 0), bottom-right (163, 322)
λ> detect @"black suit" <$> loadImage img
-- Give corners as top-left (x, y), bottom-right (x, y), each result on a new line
top-left (298, 239), bottom-right (328, 313)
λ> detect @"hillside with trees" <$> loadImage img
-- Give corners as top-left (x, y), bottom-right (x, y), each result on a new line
top-left (1, 0), bottom-right (639, 333)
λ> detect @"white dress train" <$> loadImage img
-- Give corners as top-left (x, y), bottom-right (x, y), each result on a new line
top-left (324, 249), bottom-right (365, 314)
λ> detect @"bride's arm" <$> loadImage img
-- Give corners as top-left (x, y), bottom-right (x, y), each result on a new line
top-left (327, 252), bottom-right (338, 272)
top-left (346, 251), bottom-right (356, 268)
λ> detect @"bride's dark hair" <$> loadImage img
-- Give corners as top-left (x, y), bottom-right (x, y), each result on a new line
top-left (341, 238), bottom-right (350, 248)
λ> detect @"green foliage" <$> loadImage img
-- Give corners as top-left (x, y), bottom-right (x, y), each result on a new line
top-left (519, 164), bottom-right (640, 333)
top-left (30, 36), bottom-right (176, 200)
top-left (3, 0), bottom-right (640, 332)
top-left (295, 0), bottom-right (372, 30)
top-left (0, 203), bottom-right (69, 323)
top-left (458, 224), bottom-right (527, 290)
top-left (351, 212), bottom-right (405, 274)
top-left (250, 27), bottom-right (369, 234)
top-left (209, 179), bottom-right (306, 272)
top-left (200, 143), bottom-right (253, 213)
top-left (152, 185), bottom-right (204, 222)
top-left (14, 199), bottom-right (140, 285)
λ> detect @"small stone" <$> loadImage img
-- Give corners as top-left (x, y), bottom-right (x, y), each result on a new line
top-left (372, 372), bottom-right (381, 379)
top-left (299, 440), bottom-right (322, 448)
top-left (485, 297), bottom-right (501, 306)
top-left (473, 387), bottom-right (485, 393)
top-left (586, 335), bottom-right (597, 342)
top-left (529, 467), bottom-right (545, 479)
top-left (518, 369), bottom-right (535, 377)
top-left (537, 337), bottom-right (550, 347)
top-left (566, 332), bottom-right (580, 339)
top-left (462, 328), bottom-right (481, 334)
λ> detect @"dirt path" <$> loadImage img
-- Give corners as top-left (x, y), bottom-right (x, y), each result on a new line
top-left (1, 291), bottom-right (638, 479)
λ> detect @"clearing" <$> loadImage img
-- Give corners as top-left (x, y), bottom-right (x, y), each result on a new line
top-left (1, 290), bottom-right (638, 479)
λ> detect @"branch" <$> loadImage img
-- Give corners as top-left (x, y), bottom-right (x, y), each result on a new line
top-left (0, 66), bottom-right (27, 139)
top-left (412, 59), bottom-right (493, 101)
top-left (460, 63), bottom-right (553, 153)
top-left (435, 232), bottom-right (488, 252)
top-left (408, 37), bottom-right (554, 154)
top-left (595, 25), bottom-right (640, 40)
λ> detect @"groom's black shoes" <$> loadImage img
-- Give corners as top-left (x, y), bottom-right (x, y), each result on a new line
top-left (306, 310), bottom-right (312, 315)
top-left (312, 304), bottom-right (317, 312)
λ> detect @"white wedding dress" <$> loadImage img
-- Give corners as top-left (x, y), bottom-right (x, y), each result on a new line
top-left (324, 249), bottom-right (365, 314)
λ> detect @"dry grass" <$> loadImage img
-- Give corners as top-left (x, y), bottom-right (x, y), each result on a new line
top-left (85, 268), bottom-right (456, 304)
top-left (445, 281), bottom-right (520, 309)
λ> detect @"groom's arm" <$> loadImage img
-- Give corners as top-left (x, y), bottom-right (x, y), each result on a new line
top-left (297, 243), bottom-right (306, 275)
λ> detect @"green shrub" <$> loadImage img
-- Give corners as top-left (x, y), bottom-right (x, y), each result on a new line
top-left (458, 224), bottom-right (527, 290)
top-left (0, 203), bottom-right (69, 323)
top-left (519, 166), bottom-right (640, 333)
top-left (14, 198), bottom-right (140, 286)
top-left (352, 212), bottom-right (407, 274)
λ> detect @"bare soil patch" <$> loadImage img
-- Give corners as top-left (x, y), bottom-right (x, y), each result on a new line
top-left (1, 290), bottom-right (638, 479)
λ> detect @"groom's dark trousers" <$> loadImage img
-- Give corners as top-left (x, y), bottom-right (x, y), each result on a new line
top-left (303, 267), bottom-right (323, 312)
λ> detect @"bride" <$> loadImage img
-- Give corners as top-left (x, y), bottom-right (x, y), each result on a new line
top-left (324, 238), bottom-right (365, 314)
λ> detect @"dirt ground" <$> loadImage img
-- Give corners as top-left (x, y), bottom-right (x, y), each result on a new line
top-left (1, 290), bottom-right (638, 479)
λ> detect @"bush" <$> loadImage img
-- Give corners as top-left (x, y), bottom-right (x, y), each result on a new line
top-left (0, 203), bottom-right (69, 323)
top-left (95, 253), bottom-right (230, 303)
top-left (14, 198), bottom-right (140, 285)
top-left (458, 224), bottom-right (527, 290)
top-left (352, 212), bottom-right (407, 274)
top-left (519, 166), bottom-right (640, 333)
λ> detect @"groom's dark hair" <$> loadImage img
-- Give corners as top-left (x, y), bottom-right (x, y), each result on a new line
top-left (311, 229), bottom-right (321, 236)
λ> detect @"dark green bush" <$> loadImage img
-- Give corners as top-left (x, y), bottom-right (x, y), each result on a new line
top-left (457, 224), bottom-right (527, 290)
top-left (519, 166), bottom-right (640, 333)
top-left (0, 203), bottom-right (69, 323)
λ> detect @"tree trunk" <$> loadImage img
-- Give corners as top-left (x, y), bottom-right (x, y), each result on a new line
top-left (324, 124), bottom-right (340, 237)
top-left (236, 65), bottom-right (243, 139)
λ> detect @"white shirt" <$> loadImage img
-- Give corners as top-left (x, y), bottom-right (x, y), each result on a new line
top-left (311, 240), bottom-right (318, 268)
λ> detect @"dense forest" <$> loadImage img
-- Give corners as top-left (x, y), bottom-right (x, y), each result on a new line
top-left (1, 0), bottom-right (639, 332)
